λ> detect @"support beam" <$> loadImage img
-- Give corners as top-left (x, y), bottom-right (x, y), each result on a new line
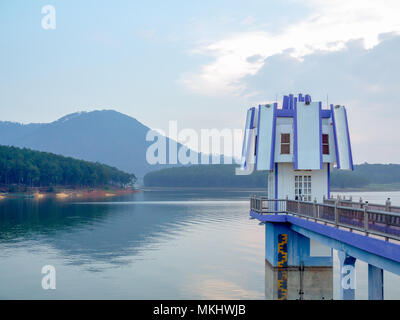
top-left (338, 251), bottom-right (356, 300)
top-left (368, 264), bottom-right (384, 300)
top-left (265, 222), bottom-right (332, 267)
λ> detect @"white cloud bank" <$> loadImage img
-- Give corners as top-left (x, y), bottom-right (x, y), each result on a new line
top-left (181, 0), bottom-right (400, 96)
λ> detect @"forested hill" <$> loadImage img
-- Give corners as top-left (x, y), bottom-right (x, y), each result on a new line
top-left (143, 163), bottom-right (400, 190)
top-left (144, 165), bottom-right (268, 188)
top-left (0, 145), bottom-right (136, 188)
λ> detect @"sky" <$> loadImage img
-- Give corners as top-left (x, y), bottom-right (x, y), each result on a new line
top-left (1, 0), bottom-right (400, 164)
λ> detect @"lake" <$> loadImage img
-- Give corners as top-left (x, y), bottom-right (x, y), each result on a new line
top-left (0, 189), bottom-right (399, 299)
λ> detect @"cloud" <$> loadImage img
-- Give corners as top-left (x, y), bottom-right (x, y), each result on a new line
top-left (245, 32), bottom-right (400, 164)
top-left (181, 0), bottom-right (400, 96)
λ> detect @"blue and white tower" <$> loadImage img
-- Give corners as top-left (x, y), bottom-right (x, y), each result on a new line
top-left (240, 93), bottom-right (353, 202)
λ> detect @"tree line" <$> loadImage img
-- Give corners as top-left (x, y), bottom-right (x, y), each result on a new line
top-left (144, 163), bottom-right (400, 189)
top-left (0, 145), bottom-right (136, 189)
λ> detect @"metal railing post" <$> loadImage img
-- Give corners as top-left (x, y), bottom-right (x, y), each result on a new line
top-left (297, 197), bottom-right (300, 215)
top-left (386, 198), bottom-right (391, 212)
top-left (364, 202), bottom-right (369, 235)
top-left (313, 198), bottom-right (317, 219)
top-left (334, 199), bottom-right (339, 227)
top-left (285, 195), bottom-right (288, 214)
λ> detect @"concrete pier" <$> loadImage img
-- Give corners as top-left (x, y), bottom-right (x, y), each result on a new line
top-left (265, 261), bottom-right (333, 300)
top-left (368, 264), bottom-right (384, 300)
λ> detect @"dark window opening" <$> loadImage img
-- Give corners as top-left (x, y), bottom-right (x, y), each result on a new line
top-left (322, 134), bottom-right (329, 154)
top-left (280, 133), bottom-right (290, 154)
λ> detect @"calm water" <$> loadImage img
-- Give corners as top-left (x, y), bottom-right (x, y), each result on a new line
top-left (0, 189), bottom-right (399, 299)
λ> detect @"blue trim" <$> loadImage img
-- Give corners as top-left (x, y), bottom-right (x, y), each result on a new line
top-left (276, 109), bottom-right (294, 117)
top-left (293, 99), bottom-right (298, 170)
top-left (289, 94), bottom-right (294, 110)
top-left (319, 102), bottom-right (323, 169)
top-left (274, 163), bottom-right (278, 210)
top-left (330, 104), bottom-right (340, 169)
top-left (255, 105), bottom-right (261, 170)
top-left (343, 107), bottom-right (354, 171)
top-left (321, 110), bottom-right (331, 118)
top-left (282, 95), bottom-right (289, 110)
top-left (305, 94), bottom-right (311, 104)
top-left (327, 163), bottom-right (331, 198)
top-left (276, 109), bottom-right (331, 118)
top-left (269, 103), bottom-right (277, 170)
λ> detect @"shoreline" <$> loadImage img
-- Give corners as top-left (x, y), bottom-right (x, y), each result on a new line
top-left (142, 186), bottom-right (400, 192)
top-left (0, 187), bottom-right (141, 200)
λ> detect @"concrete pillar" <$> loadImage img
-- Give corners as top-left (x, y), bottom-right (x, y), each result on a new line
top-left (265, 222), bottom-right (332, 267)
top-left (368, 264), bottom-right (384, 300)
top-left (338, 251), bottom-right (356, 300)
top-left (264, 262), bottom-right (333, 300)
top-left (264, 222), bottom-right (332, 300)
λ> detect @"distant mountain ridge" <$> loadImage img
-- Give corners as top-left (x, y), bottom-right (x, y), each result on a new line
top-left (0, 110), bottom-right (192, 177)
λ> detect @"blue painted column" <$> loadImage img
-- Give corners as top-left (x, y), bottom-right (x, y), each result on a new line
top-left (368, 264), bottom-right (384, 300)
top-left (338, 251), bottom-right (356, 300)
top-left (265, 222), bottom-right (332, 267)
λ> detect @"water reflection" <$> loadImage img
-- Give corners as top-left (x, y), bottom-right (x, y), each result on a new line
top-left (0, 190), bottom-right (399, 299)
top-left (265, 262), bottom-right (333, 300)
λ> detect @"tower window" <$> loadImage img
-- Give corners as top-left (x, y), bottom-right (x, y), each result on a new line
top-left (322, 134), bottom-right (329, 155)
top-left (280, 133), bottom-right (290, 154)
top-left (295, 175), bottom-right (312, 201)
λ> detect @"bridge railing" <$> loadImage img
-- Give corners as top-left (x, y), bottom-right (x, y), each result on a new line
top-left (250, 196), bottom-right (286, 213)
top-left (251, 196), bottom-right (400, 241)
top-left (324, 196), bottom-right (400, 214)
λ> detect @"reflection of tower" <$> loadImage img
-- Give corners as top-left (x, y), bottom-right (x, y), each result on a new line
top-left (264, 224), bottom-right (333, 300)
top-left (265, 261), bottom-right (333, 300)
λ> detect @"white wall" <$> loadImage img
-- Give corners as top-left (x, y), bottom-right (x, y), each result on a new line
top-left (274, 117), bottom-right (294, 163)
top-left (274, 163), bottom-right (328, 202)
top-left (322, 118), bottom-right (337, 164)
top-left (296, 101), bottom-right (321, 169)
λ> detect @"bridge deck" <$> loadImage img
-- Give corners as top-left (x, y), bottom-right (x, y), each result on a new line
top-left (250, 196), bottom-right (400, 241)
top-left (250, 196), bottom-right (400, 275)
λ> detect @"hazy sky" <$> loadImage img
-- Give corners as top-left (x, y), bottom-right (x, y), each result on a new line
top-left (1, 0), bottom-right (399, 164)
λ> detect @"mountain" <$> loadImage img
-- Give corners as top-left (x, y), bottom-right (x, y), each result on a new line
top-left (0, 110), bottom-right (190, 178)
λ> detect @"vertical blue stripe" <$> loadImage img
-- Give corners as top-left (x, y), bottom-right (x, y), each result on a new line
top-left (343, 107), bottom-right (354, 171)
top-left (319, 102), bottom-right (323, 169)
top-left (244, 107), bottom-right (255, 170)
top-left (255, 105), bottom-right (261, 170)
top-left (274, 162), bottom-right (278, 210)
top-left (330, 104), bottom-right (341, 169)
top-left (269, 103), bottom-right (277, 170)
top-left (283, 95), bottom-right (289, 110)
top-left (327, 163), bottom-right (331, 199)
top-left (293, 98), bottom-right (298, 170)
top-left (289, 94), bottom-right (294, 110)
